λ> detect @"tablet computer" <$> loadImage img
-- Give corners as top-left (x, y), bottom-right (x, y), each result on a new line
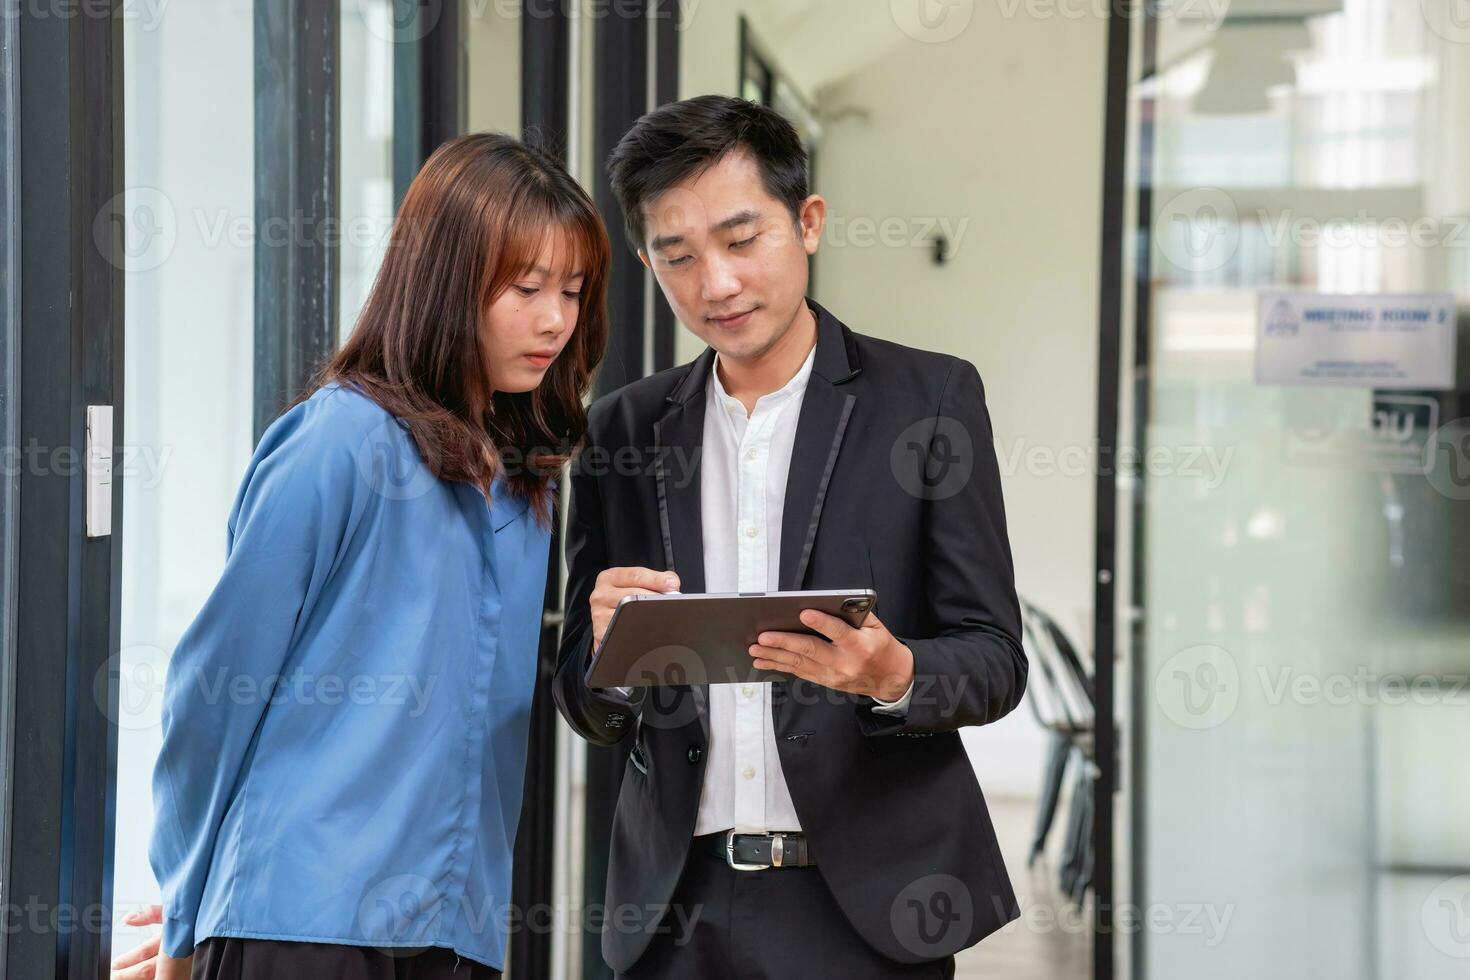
top-left (584, 588), bottom-right (877, 689)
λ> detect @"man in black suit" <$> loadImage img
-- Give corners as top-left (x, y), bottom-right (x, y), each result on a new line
top-left (552, 95), bottom-right (1028, 979)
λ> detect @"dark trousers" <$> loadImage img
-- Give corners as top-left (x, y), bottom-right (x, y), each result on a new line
top-left (616, 839), bottom-right (957, 980)
top-left (192, 937), bottom-right (501, 980)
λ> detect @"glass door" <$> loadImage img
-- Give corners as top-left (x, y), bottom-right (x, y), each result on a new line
top-left (1128, 1), bottom-right (1470, 977)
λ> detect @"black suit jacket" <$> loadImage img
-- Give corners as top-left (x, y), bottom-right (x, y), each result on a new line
top-left (552, 298), bottom-right (1028, 970)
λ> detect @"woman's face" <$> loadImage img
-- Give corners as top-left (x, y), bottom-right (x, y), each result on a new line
top-left (481, 232), bottom-right (584, 395)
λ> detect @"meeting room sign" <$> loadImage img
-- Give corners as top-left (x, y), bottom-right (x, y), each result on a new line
top-left (1256, 290), bottom-right (1458, 390)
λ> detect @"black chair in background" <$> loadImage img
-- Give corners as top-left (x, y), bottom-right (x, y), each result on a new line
top-left (1019, 598), bottom-right (1098, 907)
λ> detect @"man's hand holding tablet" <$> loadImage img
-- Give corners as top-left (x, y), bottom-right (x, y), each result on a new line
top-left (584, 580), bottom-right (908, 700)
top-left (589, 566), bottom-right (683, 650)
top-left (748, 609), bottom-right (915, 702)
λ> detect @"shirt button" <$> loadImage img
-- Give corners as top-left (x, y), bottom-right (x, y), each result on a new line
top-left (741, 686), bottom-right (754, 698)
top-left (747, 448), bottom-right (758, 460)
top-left (687, 745), bottom-right (703, 764)
top-left (742, 766), bottom-right (756, 780)
top-left (745, 525), bottom-right (758, 538)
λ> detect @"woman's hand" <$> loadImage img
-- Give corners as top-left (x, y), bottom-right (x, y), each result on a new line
top-left (155, 952), bottom-right (193, 980)
top-left (110, 905), bottom-right (162, 979)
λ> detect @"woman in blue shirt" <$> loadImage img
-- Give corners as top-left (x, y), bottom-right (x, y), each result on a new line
top-left (145, 133), bottom-right (609, 980)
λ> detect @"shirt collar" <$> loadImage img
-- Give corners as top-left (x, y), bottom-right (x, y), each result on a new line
top-left (708, 340), bottom-right (818, 411)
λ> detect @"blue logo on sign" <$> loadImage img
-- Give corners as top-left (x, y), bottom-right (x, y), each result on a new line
top-left (1265, 299), bottom-right (1300, 337)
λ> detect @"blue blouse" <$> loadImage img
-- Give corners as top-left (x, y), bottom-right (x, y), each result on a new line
top-left (149, 382), bottom-right (553, 970)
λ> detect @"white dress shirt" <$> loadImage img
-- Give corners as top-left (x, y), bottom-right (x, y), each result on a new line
top-left (689, 339), bottom-right (911, 835)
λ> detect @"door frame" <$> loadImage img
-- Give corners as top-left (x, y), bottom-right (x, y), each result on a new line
top-left (4, 5), bottom-right (126, 979)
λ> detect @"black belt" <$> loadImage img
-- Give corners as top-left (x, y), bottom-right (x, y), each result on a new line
top-left (695, 831), bottom-right (815, 870)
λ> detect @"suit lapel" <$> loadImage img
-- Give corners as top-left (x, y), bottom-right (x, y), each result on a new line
top-left (778, 299), bottom-right (863, 592)
top-left (653, 347), bottom-right (715, 738)
top-left (774, 301), bottom-right (862, 731)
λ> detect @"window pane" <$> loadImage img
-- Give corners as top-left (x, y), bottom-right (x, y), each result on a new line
top-left (113, 0), bottom-right (257, 952)
top-left (0, 9), bottom-right (17, 966)
top-left (1137, 2), bottom-right (1470, 976)
top-left (340, 0), bottom-right (395, 341)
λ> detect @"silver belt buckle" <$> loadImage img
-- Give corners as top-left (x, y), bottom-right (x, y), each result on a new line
top-left (725, 830), bottom-right (771, 871)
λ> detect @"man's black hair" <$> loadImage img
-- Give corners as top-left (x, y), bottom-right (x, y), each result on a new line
top-left (605, 94), bottom-right (809, 252)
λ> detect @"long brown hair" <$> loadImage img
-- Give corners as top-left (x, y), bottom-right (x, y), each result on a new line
top-left (306, 133), bottom-right (609, 527)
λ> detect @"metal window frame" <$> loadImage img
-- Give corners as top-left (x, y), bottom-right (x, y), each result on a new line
top-left (4, 4), bottom-right (125, 979)
top-left (253, 0), bottom-right (342, 444)
top-left (392, 0), bottom-right (464, 212)
top-left (1126, 8), bottom-right (1158, 980)
top-left (511, 4), bottom-right (573, 978)
top-left (575, 2), bottom-right (682, 977)
top-left (1093, 4), bottom-right (1135, 980)
top-left (0, 4), bottom-right (20, 973)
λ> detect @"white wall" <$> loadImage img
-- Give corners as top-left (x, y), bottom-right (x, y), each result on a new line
top-left (465, 0), bottom-right (522, 136)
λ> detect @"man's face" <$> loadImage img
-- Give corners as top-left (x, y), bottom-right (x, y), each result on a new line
top-left (638, 149), bottom-right (824, 364)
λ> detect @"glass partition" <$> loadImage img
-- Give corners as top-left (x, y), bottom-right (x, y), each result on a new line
top-left (1132, 1), bottom-right (1470, 977)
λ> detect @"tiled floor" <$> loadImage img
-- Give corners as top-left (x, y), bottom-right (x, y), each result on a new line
top-left (953, 795), bottom-right (1093, 980)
